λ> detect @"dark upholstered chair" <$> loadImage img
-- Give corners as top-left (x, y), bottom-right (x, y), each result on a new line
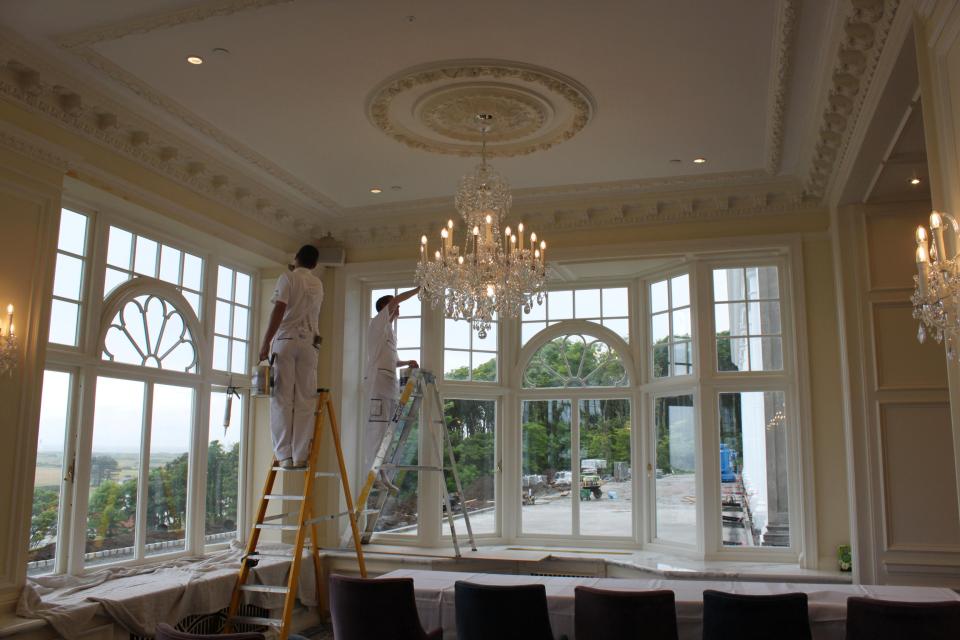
top-left (845, 596), bottom-right (960, 639)
top-left (329, 574), bottom-right (441, 640)
top-left (454, 581), bottom-right (553, 640)
top-left (574, 586), bottom-right (678, 640)
top-left (702, 590), bottom-right (812, 640)
top-left (155, 623), bottom-right (263, 639)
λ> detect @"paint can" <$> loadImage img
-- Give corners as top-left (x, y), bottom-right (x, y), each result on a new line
top-left (252, 354), bottom-right (276, 397)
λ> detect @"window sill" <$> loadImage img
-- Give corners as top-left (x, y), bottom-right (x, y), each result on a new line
top-left (0, 614), bottom-right (47, 638)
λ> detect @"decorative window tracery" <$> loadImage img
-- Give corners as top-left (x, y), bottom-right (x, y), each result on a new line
top-left (103, 294), bottom-right (198, 372)
top-left (523, 333), bottom-right (628, 388)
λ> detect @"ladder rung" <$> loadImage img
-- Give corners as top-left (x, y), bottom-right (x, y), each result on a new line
top-left (239, 584), bottom-right (289, 594)
top-left (230, 615), bottom-right (282, 628)
top-left (315, 471), bottom-right (339, 477)
top-left (250, 549), bottom-right (295, 558)
top-left (272, 465), bottom-right (308, 472)
top-left (264, 494), bottom-right (305, 501)
top-left (255, 523), bottom-right (299, 531)
top-left (307, 510), bottom-right (351, 524)
top-left (262, 511), bottom-right (298, 522)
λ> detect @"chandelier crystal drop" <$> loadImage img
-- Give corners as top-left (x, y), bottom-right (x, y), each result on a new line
top-left (913, 210), bottom-right (960, 361)
top-left (415, 114), bottom-right (546, 338)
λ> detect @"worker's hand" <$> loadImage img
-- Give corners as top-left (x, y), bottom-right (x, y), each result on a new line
top-left (259, 345), bottom-right (270, 362)
top-left (407, 360), bottom-right (419, 368)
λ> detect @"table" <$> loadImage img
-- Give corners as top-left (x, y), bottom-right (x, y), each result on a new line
top-left (379, 569), bottom-right (960, 640)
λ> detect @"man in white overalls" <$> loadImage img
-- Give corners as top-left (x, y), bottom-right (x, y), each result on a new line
top-left (362, 287), bottom-right (420, 480)
top-left (258, 245), bottom-right (324, 469)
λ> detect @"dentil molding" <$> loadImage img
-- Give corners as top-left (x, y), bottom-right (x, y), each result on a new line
top-left (804, 0), bottom-right (901, 198)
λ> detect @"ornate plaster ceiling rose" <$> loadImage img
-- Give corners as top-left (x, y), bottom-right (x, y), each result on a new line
top-left (366, 59), bottom-right (596, 157)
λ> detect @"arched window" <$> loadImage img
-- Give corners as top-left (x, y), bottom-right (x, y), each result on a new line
top-left (103, 294), bottom-right (199, 372)
top-left (523, 333), bottom-right (629, 388)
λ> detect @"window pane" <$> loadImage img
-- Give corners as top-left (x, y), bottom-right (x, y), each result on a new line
top-left (574, 289), bottom-right (601, 319)
top-left (182, 291), bottom-right (201, 318)
top-left (671, 274), bottom-right (690, 308)
top-left (133, 236), bottom-right (158, 276)
top-left (602, 288), bottom-right (629, 317)
top-left (213, 336), bottom-right (229, 371)
top-left (746, 266), bottom-right (780, 300)
top-left (207, 391), bottom-right (242, 543)
top-left (104, 268), bottom-right (130, 297)
top-left (395, 318), bottom-right (420, 349)
top-left (672, 308), bottom-right (691, 341)
top-left (370, 414), bottom-right (418, 536)
top-left (650, 280), bottom-right (669, 313)
top-left (474, 323), bottom-right (497, 351)
top-left (549, 290), bottom-right (573, 320)
top-left (230, 341), bottom-right (247, 375)
top-left (472, 353), bottom-right (497, 382)
top-left (215, 301), bottom-right (232, 335)
top-left (234, 272), bottom-right (251, 305)
top-left (757, 301), bottom-right (782, 335)
top-left (718, 337), bottom-right (749, 372)
top-left (397, 348), bottom-right (420, 368)
top-left (29, 370), bottom-right (71, 575)
top-left (655, 394), bottom-right (696, 545)
top-left (713, 268), bottom-right (744, 302)
top-left (718, 391), bottom-right (789, 547)
top-left (87, 378), bottom-right (144, 567)
top-left (48, 299), bottom-right (79, 346)
top-left (522, 322), bottom-right (546, 345)
top-left (217, 266), bottom-right (233, 300)
top-left (444, 350), bottom-right (470, 380)
top-left (579, 399), bottom-right (631, 537)
top-left (653, 344), bottom-right (669, 378)
top-left (107, 227), bottom-right (133, 270)
top-left (146, 384), bottom-right (193, 557)
top-left (399, 294), bottom-right (420, 318)
top-left (602, 318), bottom-right (630, 341)
top-left (522, 400), bottom-right (572, 535)
top-left (444, 399), bottom-right (496, 535)
top-left (445, 319), bottom-right (470, 350)
top-left (58, 210), bottom-right (87, 255)
top-left (370, 289), bottom-right (394, 318)
top-left (651, 312), bottom-right (669, 344)
top-left (182, 253), bottom-right (203, 291)
top-left (158, 246), bottom-right (181, 285)
top-left (715, 302), bottom-right (748, 336)
top-left (672, 341), bottom-right (692, 376)
top-left (524, 335), bottom-right (628, 388)
top-left (232, 306), bottom-right (249, 340)
top-left (524, 297), bottom-right (547, 321)
top-left (103, 295), bottom-right (198, 372)
top-left (53, 253), bottom-right (83, 301)
top-left (749, 337), bottom-right (783, 371)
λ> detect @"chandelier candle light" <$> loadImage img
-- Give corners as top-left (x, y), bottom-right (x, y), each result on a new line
top-left (415, 114), bottom-right (547, 338)
top-left (913, 210), bottom-right (960, 359)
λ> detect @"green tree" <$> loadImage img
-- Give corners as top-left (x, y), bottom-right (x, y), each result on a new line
top-left (30, 487), bottom-right (59, 550)
top-left (206, 441), bottom-right (240, 532)
top-left (87, 478), bottom-right (137, 545)
top-left (90, 455), bottom-right (119, 487)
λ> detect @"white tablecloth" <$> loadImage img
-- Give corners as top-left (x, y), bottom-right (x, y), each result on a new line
top-left (379, 569), bottom-right (960, 640)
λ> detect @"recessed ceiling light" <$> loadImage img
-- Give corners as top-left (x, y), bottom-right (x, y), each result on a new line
top-left (186, 55), bottom-right (204, 65)
top-left (910, 177), bottom-right (922, 185)
top-left (370, 187), bottom-right (383, 194)
top-left (693, 157), bottom-right (707, 164)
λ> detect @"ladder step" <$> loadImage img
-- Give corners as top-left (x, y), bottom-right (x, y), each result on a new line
top-left (230, 615), bottom-right (283, 628)
top-left (272, 466), bottom-right (308, 472)
top-left (307, 510), bottom-right (351, 524)
top-left (264, 494), bottom-right (305, 501)
top-left (255, 523), bottom-right (299, 531)
top-left (262, 511), bottom-right (298, 522)
top-left (239, 584), bottom-right (289, 594)
top-left (315, 471), bottom-right (339, 478)
top-left (249, 549), bottom-right (295, 558)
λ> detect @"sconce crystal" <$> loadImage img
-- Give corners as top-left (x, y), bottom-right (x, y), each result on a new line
top-left (912, 212), bottom-right (960, 360)
top-left (0, 304), bottom-right (17, 376)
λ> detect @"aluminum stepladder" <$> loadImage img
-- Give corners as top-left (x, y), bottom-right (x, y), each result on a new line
top-left (353, 368), bottom-right (477, 556)
top-left (226, 388), bottom-right (367, 639)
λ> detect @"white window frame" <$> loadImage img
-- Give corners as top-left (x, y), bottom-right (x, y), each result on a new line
top-left (34, 202), bottom-right (258, 576)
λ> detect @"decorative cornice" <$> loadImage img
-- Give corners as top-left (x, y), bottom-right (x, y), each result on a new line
top-left (55, 0), bottom-right (294, 49)
top-left (0, 29), bottom-right (325, 238)
top-left (804, 0), bottom-right (901, 198)
top-left (334, 179), bottom-right (822, 249)
top-left (765, 0), bottom-right (799, 175)
top-left (0, 121), bottom-right (75, 172)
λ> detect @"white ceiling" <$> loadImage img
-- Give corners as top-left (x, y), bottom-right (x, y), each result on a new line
top-left (0, 0), bottom-right (832, 213)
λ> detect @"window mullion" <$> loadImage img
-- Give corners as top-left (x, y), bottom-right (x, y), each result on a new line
top-left (571, 398), bottom-right (581, 537)
top-left (67, 367), bottom-right (97, 575)
top-left (136, 383), bottom-right (153, 561)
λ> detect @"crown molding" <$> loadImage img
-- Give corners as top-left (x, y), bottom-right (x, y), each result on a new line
top-left (803, 0), bottom-right (902, 199)
top-left (0, 27), bottom-right (326, 238)
top-left (0, 120), bottom-right (78, 172)
top-left (765, 0), bottom-right (799, 175)
top-left (334, 177), bottom-right (823, 249)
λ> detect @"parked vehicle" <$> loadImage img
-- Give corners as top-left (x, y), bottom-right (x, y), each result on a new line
top-left (552, 471), bottom-right (572, 488)
top-left (580, 469), bottom-right (603, 499)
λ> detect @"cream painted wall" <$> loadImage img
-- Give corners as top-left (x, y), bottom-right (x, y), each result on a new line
top-left (0, 148), bottom-right (61, 613)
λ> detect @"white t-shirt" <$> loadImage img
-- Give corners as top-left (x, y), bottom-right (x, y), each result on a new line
top-left (364, 306), bottom-right (399, 396)
top-left (271, 267), bottom-right (324, 339)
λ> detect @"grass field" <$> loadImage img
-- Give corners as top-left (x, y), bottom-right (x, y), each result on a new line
top-left (33, 451), bottom-right (186, 489)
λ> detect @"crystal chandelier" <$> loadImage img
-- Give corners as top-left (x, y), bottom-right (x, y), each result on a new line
top-left (913, 211), bottom-right (960, 360)
top-left (415, 114), bottom-right (546, 338)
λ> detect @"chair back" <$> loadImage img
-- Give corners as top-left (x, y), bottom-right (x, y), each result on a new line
top-left (329, 574), bottom-right (434, 640)
top-left (702, 590), bottom-right (811, 640)
top-left (574, 587), bottom-right (678, 640)
top-left (155, 623), bottom-right (263, 640)
top-left (454, 581), bottom-right (553, 640)
top-left (845, 596), bottom-right (960, 639)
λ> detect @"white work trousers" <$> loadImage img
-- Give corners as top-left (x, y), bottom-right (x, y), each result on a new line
top-left (270, 336), bottom-right (318, 462)
top-left (361, 369), bottom-right (399, 474)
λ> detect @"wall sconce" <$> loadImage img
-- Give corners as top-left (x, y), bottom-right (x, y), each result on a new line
top-left (0, 304), bottom-right (17, 376)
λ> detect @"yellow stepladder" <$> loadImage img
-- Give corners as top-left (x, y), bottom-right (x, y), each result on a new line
top-left (225, 388), bottom-right (366, 639)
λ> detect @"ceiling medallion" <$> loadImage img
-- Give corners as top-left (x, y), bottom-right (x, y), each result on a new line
top-left (366, 59), bottom-right (596, 157)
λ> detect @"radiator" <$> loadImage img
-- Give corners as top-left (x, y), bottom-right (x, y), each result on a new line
top-left (129, 604), bottom-right (271, 639)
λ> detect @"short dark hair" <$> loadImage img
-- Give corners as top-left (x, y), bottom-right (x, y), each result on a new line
top-left (375, 295), bottom-right (393, 313)
top-left (295, 244), bottom-right (319, 269)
